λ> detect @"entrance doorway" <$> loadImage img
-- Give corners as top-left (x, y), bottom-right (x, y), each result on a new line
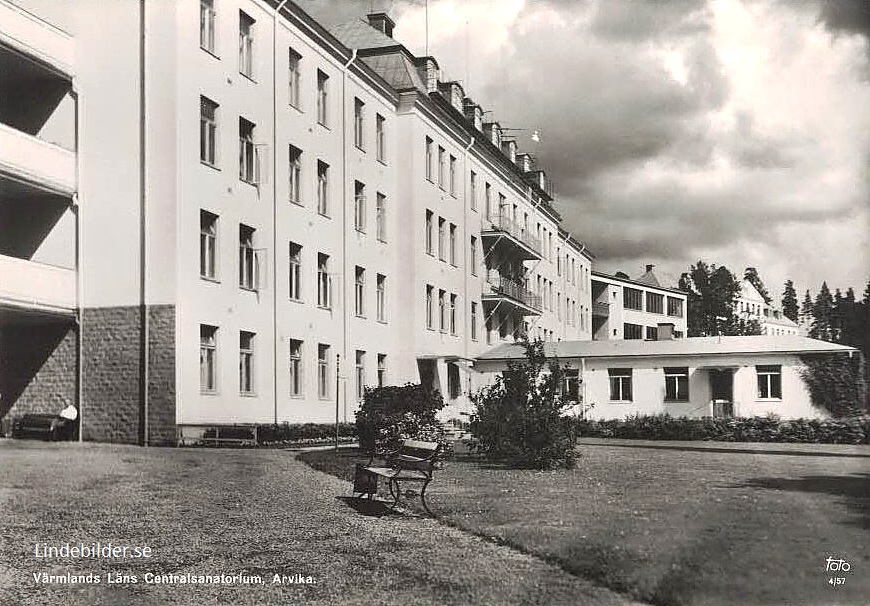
top-left (709, 369), bottom-right (734, 417)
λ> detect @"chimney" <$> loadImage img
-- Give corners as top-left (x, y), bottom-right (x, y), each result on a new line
top-left (501, 139), bottom-right (517, 163)
top-left (646, 264), bottom-right (654, 273)
top-left (367, 12), bottom-right (395, 38)
top-left (657, 323), bottom-right (675, 340)
top-left (414, 57), bottom-right (439, 93)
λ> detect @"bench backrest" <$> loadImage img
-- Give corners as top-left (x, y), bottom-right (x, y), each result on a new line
top-left (401, 439), bottom-right (439, 454)
top-left (393, 439), bottom-right (440, 472)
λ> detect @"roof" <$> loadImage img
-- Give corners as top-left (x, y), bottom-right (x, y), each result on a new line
top-left (476, 336), bottom-right (858, 362)
top-left (634, 268), bottom-right (661, 288)
top-left (330, 19), bottom-right (401, 50)
top-left (360, 53), bottom-right (426, 91)
top-left (592, 270), bottom-right (686, 296)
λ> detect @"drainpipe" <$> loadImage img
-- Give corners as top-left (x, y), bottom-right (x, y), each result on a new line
top-left (72, 82), bottom-right (83, 443)
top-left (138, 0), bottom-right (149, 446)
top-left (462, 134), bottom-right (474, 362)
top-left (272, 0), bottom-right (290, 426)
top-left (341, 49), bottom-right (357, 423)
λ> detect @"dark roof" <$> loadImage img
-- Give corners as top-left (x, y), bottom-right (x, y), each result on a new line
top-left (592, 270), bottom-right (685, 295)
top-left (476, 336), bottom-right (857, 362)
top-left (360, 53), bottom-right (426, 91)
top-left (634, 268), bottom-right (661, 287)
top-left (330, 19), bottom-right (401, 50)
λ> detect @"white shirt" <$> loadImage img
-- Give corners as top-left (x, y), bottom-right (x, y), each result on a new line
top-left (59, 404), bottom-right (78, 421)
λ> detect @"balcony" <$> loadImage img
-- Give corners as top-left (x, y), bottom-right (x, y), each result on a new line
top-left (0, 1), bottom-right (74, 76)
top-left (0, 254), bottom-right (75, 315)
top-left (482, 272), bottom-right (542, 316)
top-left (480, 214), bottom-right (542, 260)
top-left (0, 121), bottom-right (75, 197)
top-left (592, 301), bottom-right (610, 318)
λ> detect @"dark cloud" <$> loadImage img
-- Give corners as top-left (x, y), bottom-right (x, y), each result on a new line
top-left (588, 0), bottom-right (710, 41)
top-left (816, 0), bottom-right (870, 39)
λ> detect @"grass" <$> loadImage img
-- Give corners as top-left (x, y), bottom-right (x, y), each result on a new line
top-left (0, 440), bottom-right (638, 606)
top-left (300, 442), bottom-right (870, 606)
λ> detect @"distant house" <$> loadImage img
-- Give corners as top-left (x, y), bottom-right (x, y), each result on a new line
top-left (737, 280), bottom-right (800, 336)
top-left (475, 335), bottom-right (858, 420)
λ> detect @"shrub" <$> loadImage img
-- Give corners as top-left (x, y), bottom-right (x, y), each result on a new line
top-left (799, 353), bottom-right (867, 417)
top-left (469, 339), bottom-right (577, 469)
top-left (574, 414), bottom-right (870, 444)
top-left (355, 384), bottom-right (449, 455)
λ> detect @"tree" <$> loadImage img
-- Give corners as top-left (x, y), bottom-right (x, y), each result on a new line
top-left (679, 261), bottom-right (748, 336)
top-left (355, 384), bottom-right (448, 454)
top-left (744, 267), bottom-right (772, 305)
top-left (781, 279), bottom-right (799, 323)
top-left (810, 282), bottom-right (834, 341)
top-left (800, 289), bottom-right (813, 328)
top-left (469, 339), bottom-right (577, 469)
top-left (799, 353), bottom-right (866, 417)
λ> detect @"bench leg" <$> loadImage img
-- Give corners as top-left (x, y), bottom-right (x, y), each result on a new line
top-left (387, 478), bottom-right (401, 510)
top-left (420, 479), bottom-right (433, 516)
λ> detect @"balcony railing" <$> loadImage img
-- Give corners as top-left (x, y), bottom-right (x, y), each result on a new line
top-left (0, 255), bottom-right (76, 313)
top-left (592, 301), bottom-right (610, 318)
top-left (0, 122), bottom-right (76, 196)
top-left (485, 271), bottom-right (542, 312)
top-left (481, 214), bottom-right (542, 256)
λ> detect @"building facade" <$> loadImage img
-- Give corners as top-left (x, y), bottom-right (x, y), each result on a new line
top-left (476, 336), bottom-right (857, 420)
top-left (0, 0), bottom-right (673, 443)
top-left (737, 279), bottom-right (800, 336)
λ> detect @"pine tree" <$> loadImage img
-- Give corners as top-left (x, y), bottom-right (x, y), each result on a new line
top-left (744, 267), bottom-right (772, 305)
top-left (680, 261), bottom-right (744, 336)
top-left (810, 282), bottom-right (834, 341)
top-left (800, 289), bottom-right (813, 329)
top-left (781, 279), bottom-right (799, 323)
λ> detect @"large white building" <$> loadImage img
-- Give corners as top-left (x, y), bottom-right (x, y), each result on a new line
top-left (0, 0), bottom-right (684, 443)
top-left (737, 279), bottom-right (800, 336)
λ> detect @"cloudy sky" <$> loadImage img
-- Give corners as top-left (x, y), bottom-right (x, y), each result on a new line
top-left (303, 0), bottom-right (870, 300)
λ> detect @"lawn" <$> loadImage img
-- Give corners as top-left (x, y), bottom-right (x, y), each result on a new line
top-left (301, 441), bottom-right (870, 606)
top-left (0, 440), bottom-right (638, 606)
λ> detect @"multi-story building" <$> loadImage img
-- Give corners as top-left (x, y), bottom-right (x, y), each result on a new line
top-left (591, 266), bottom-right (687, 341)
top-left (737, 279), bottom-right (800, 336)
top-left (0, 0), bottom-right (650, 444)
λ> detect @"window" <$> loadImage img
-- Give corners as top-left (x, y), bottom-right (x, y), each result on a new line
top-left (288, 145), bottom-right (301, 205)
top-left (438, 290), bottom-right (446, 332)
top-left (624, 288), bottom-right (643, 311)
top-left (425, 285), bottom-right (434, 329)
top-left (449, 224), bottom-right (457, 265)
top-left (318, 344), bottom-right (330, 399)
top-left (470, 171), bottom-right (477, 210)
top-left (238, 11), bottom-right (254, 78)
top-left (317, 253), bottom-right (331, 308)
top-left (562, 369), bottom-right (580, 402)
top-left (449, 294), bottom-right (457, 334)
top-left (317, 160), bottom-right (329, 216)
top-left (425, 210), bottom-right (434, 255)
top-left (449, 155), bottom-right (457, 195)
top-left (757, 365), bottom-right (782, 399)
top-left (437, 146), bottom-right (445, 188)
top-left (376, 114), bottom-right (386, 162)
top-left (200, 97), bottom-right (218, 166)
top-left (438, 217), bottom-right (445, 261)
top-left (557, 293), bottom-right (562, 320)
top-left (624, 323), bottom-right (643, 340)
top-left (557, 248), bottom-right (562, 276)
top-left (354, 266), bottom-right (365, 317)
top-left (664, 367), bottom-right (689, 401)
top-left (425, 136), bottom-right (434, 181)
top-left (667, 296), bottom-right (684, 318)
top-left (498, 193), bottom-right (507, 220)
top-left (447, 362), bottom-right (461, 399)
top-left (609, 368), bottom-right (633, 401)
top-left (239, 331), bottom-right (255, 394)
top-left (376, 192), bottom-right (386, 242)
top-left (200, 211), bottom-right (218, 279)
top-left (200, 325), bottom-right (218, 393)
top-left (485, 183), bottom-right (492, 220)
top-left (377, 354), bottom-right (387, 387)
top-left (238, 117), bottom-right (257, 183)
top-left (353, 98), bottom-right (365, 150)
top-left (288, 242), bottom-right (301, 300)
top-left (289, 339), bottom-right (302, 397)
top-left (647, 292), bottom-right (664, 314)
top-left (288, 48), bottom-right (301, 108)
top-left (354, 181), bottom-right (365, 232)
top-left (470, 236), bottom-right (477, 276)
top-left (238, 225), bottom-right (257, 290)
top-left (355, 350), bottom-right (366, 402)
top-left (316, 70), bottom-right (329, 126)
top-left (646, 326), bottom-right (658, 340)
top-left (200, 0), bottom-right (216, 53)
top-left (471, 301), bottom-right (478, 340)
top-left (376, 274), bottom-right (386, 322)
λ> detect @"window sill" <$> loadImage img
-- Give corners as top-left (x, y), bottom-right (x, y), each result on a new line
top-left (318, 396), bottom-right (331, 401)
top-left (377, 158), bottom-right (387, 167)
top-left (239, 177), bottom-right (259, 187)
top-left (239, 71), bottom-right (257, 84)
top-left (200, 46), bottom-right (219, 60)
top-left (200, 160), bottom-right (220, 171)
top-left (317, 121), bottom-right (330, 130)
top-left (355, 145), bottom-right (366, 153)
top-left (355, 228), bottom-right (366, 235)
top-left (377, 237), bottom-right (387, 244)
top-left (240, 391), bottom-right (257, 398)
top-left (289, 199), bottom-right (304, 207)
top-left (290, 393), bottom-right (304, 399)
top-left (355, 314), bottom-right (367, 320)
top-left (377, 319), bottom-right (388, 325)
top-left (239, 285), bottom-right (259, 293)
top-left (609, 400), bottom-right (633, 404)
top-left (200, 390), bottom-right (219, 396)
top-left (317, 211), bottom-right (331, 219)
top-left (317, 305), bottom-right (333, 311)
top-left (289, 297), bottom-right (303, 304)
top-left (664, 399), bottom-right (690, 404)
top-left (289, 102), bottom-right (303, 113)
top-left (200, 275), bottom-right (220, 284)
top-left (757, 398), bottom-right (782, 402)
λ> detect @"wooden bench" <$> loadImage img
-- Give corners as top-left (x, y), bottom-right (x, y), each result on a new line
top-left (11, 414), bottom-right (57, 441)
top-left (353, 439), bottom-right (441, 515)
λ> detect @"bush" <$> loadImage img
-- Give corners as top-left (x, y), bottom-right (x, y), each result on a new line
top-left (469, 339), bottom-right (577, 469)
top-left (575, 414), bottom-right (870, 444)
top-left (799, 353), bottom-right (867, 417)
top-left (355, 384), bottom-right (449, 455)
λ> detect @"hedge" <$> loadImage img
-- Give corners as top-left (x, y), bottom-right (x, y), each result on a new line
top-left (575, 414), bottom-right (870, 445)
top-left (187, 423), bottom-right (357, 447)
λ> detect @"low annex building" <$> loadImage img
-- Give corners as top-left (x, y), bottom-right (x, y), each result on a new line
top-left (475, 335), bottom-right (858, 420)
